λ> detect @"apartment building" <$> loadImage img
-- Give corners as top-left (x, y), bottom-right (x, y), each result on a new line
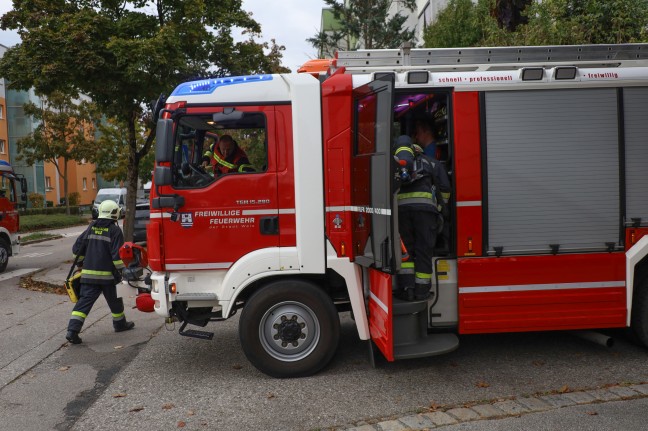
top-left (1, 43), bottom-right (101, 206)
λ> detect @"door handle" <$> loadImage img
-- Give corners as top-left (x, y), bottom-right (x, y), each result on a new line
top-left (260, 216), bottom-right (279, 235)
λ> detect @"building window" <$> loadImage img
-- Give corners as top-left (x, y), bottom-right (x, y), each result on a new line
top-left (45, 176), bottom-right (52, 190)
top-left (0, 105), bottom-right (3, 119)
top-left (92, 178), bottom-right (96, 189)
top-left (83, 177), bottom-right (87, 190)
top-left (0, 139), bottom-right (5, 154)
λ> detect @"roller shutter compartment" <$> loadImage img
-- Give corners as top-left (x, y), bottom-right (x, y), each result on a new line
top-left (485, 88), bottom-right (620, 255)
top-left (624, 87), bottom-right (648, 227)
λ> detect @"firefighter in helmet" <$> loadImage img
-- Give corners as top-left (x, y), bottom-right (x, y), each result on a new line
top-left (66, 200), bottom-right (134, 344)
top-left (394, 135), bottom-right (451, 301)
top-left (201, 134), bottom-right (254, 176)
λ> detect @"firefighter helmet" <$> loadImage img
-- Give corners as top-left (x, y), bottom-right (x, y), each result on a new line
top-left (98, 200), bottom-right (120, 220)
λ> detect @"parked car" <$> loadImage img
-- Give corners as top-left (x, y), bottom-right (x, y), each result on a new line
top-left (92, 188), bottom-right (127, 219)
top-left (133, 200), bottom-right (150, 243)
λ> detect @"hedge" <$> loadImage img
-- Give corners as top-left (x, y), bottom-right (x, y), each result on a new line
top-left (19, 206), bottom-right (91, 216)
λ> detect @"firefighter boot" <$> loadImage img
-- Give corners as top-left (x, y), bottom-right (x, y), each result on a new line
top-left (395, 273), bottom-right (415, 301)
top-left (114, 320), bottom-right (135, 333)
top-left (414, 284), bottom-right (431, 301)
top-left (66, 330), bottom-right (82, 344)
top-left (396, 287), bottom-right (415, 301)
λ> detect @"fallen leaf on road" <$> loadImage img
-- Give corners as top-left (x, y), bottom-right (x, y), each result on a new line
top-left (476, 381), bottom-right (490, 388)
top-left (428, 402), bottom-right (441, 412)
top-left (114, 345), bottom-right (123, 350)
top-left (58, 366), bottom-right (70, 372)
top-left (177, 421), bottom-right (186, 428)
top-left (113, 393), bottom-right (127, 398)
top-left (5, 312), bottom-right (13, 315)
top-left (162, 403), bottom-right (175, 410)
top-left (267, 393), bottom-right (276, 399)
top-left (558, 385), bottom-right (571, 393)
top-left (232, 364), bottom-right (243, 370)
top-left (130, 406), bottom-right (144, 412)
top-left (532, 360), bottom-right (546, 367)
top-left (586, 411), bottom-right (598, 416)
top-left (187, 410), bottom-right (195, 416)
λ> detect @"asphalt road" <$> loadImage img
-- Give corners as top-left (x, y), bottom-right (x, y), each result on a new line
top-left (2, 232), bottom-right (648, 430)
top-left (74, 314), bottom-right (648, 430)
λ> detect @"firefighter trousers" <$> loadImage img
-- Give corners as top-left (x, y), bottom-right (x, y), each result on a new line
top-left (67, 282), bottom-right (127, 333)
top-left (397, 210), bottom-right (439, 293)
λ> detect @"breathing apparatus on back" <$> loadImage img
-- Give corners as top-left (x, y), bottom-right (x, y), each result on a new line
top-left (393, 135), bottom-right (429, 185)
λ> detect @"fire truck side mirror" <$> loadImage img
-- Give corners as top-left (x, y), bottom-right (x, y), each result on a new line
top-left (155, 119), bottom-right (174, 163)
top-left (154, 166), bottom-right (172, 186)
top-left (19, 177), bottom-right (27, 202)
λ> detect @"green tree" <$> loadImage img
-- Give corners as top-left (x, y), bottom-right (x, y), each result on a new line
top-left (515, 0), bottom-right (648, 45)
top-left (92, 116), bottom-right (155, 186)
top-left (424, 0), bottom-right (486, 47)
top-left (17, 91), bottom-right (96, 215)
top-left (0, 0), bottom-right (288, 240)
top-left (424, 0), bottom-right (648, 48)
top-left (424, 0), bottom-right (514, 48)
top-left (308, 0), bottom-right (417, 56)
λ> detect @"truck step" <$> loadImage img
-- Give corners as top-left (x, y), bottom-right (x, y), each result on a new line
top-left (179, 328), bottom-right (214, 340)
top-left (393, 333), bottom-right (459, 360)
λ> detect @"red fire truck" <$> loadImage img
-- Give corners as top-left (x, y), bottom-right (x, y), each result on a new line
top-left (0, 160), bottom-right (27, 273)
top-left (142, 43), bottom-right (648, 378)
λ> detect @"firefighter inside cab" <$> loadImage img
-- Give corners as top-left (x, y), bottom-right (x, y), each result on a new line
top-left (201, 133), bottom-right (254, 175)
top-left (394, 134), bottom-right (451, 301)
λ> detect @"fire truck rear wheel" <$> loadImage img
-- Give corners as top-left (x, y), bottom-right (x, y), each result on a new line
top-left (631, 277), bottom-right (648, 347)
top-left (239, 280), bottom-right (340, 378)
top-left (0, 238), bottom-right (9, 273)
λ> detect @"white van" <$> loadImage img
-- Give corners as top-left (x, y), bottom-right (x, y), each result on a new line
top-left (92, 188), bottom-right (127, 218)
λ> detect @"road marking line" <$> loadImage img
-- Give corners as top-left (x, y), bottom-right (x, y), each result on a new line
top-left (0, 268), bottom-right (41, 282)
top-left (16, 252), bottom-right (54, 259)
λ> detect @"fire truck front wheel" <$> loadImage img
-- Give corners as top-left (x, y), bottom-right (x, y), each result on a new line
top-left (239, 280), bottom-right (340, 378)
top-left (0, 238), bottom-right (9, 273)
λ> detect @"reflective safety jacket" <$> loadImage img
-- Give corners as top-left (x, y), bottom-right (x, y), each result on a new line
top-left (203, 144), bottom-right (254, 175)
top-left (394, 144), bottom-right (451, 213)
top-left (73, 219), bottom-right (125, 285)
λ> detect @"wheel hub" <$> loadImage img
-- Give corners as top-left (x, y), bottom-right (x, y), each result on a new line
top-left (274, 315), bottom-right (306, 345)
top-left (260, 301), bottom-right (320, 361)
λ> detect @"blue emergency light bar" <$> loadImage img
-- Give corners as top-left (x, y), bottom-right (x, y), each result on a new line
top-left (171, 74), bottom-right (274, 96)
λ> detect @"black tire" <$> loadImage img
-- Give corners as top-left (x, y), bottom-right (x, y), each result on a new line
top-left (631, 277), bottom-right (648, 347)
top-left (239, 279), bottom-right (340, 378)
top-left (0, 238), bottom-right (9, 273)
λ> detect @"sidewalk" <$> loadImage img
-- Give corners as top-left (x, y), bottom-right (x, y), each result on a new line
top-left (344, 384), bottom-right (648, 430)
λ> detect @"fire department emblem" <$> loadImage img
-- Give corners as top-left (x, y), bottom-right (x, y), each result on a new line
top-left (180, 212), bottom-right (194, 228)
top-left (333, 214), bottom-right (343, 229)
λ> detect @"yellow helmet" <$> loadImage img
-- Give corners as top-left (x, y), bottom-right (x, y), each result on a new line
top-left (98, 200), bottom-right (120, 220)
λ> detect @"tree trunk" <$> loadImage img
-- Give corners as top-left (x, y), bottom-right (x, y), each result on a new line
top-left (122, 116), bottom-right (140, 242)
top-left (63, 158), bottom-right (70, 216)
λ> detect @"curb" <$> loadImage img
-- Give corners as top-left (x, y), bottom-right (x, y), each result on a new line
top-left (342, 383), bottom-right (648, 430)
top-left (21, 234), bottom-right (63, 246)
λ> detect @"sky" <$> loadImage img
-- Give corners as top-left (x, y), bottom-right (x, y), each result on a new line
top-left (0, 0), bottom-right (326, 72)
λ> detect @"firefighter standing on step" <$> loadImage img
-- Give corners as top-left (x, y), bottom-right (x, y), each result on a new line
top-left (394, 135), bottom-right (451, 301)
top-left (66, 200), bottom-right (134, 344)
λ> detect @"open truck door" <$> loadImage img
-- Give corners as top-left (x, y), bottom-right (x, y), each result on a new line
top-left (351, 76), bottom-right (400, 360)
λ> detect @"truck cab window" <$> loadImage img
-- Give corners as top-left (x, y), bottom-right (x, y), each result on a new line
top-left (171, 111), bottom-right (267, 188)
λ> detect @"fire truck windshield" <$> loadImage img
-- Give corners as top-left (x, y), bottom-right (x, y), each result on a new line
top-left (171, 110), bottom-right (267, 188)
top-left (0, 173), bottom-right (16, 202)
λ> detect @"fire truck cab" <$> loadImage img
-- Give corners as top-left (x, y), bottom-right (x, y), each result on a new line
top-left (145, 43), bottom-right (648, 378)
top-left (0, 160), bottom-right (27, 273)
